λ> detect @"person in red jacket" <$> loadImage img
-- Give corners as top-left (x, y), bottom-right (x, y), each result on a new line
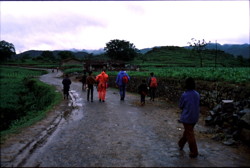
top-left (96, 70), bottom-right (109, 102)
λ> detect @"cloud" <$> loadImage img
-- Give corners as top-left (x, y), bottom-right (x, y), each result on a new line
top-left (1, 1), bottom-right (249, 53)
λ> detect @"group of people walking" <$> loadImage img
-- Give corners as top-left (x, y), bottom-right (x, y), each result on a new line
top-left (74, 69), bottom-right (158, 104)
top-left (79, 70), bottom-right (109, 102)
top-left (62, 70), bottom-right (200, 158)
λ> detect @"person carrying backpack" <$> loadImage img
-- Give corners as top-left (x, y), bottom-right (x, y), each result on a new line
top-left (148, 72), bottom-right (158, 101)
top-left (116, 69), bottom-right (130, 101)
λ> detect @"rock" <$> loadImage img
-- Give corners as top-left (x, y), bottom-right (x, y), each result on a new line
top-left (239, 108), bottom-right (250, 115)
top-left (223, 138), bottom-right (236, 146)
top-left (232, 130), bottom-right (240, 140)
top-left (212, 133), bottom-right (225, 141)
top-left (239, 112), bottom-right (250, 129)
top-left (222, 100), bottom-right (235, 113)
top-left (213, 104), bottom-right (222, 113)
top-left (209, 110), bottom-right (216, 116)
top-left (240, 128), bottom-right (250, 143)
top-left (205, 116), bottom-right (213, 126)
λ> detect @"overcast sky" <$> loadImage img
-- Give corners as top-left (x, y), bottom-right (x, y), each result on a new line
top-left (1, 1), bottom-right (249, 53)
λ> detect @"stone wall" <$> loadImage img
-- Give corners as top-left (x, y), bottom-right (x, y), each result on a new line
top-left (108, 76), bottom-right (250, 108)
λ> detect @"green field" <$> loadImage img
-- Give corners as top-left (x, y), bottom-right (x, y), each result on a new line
top-left (0, 66), bottom-right (62, 136)
top-left (62, 67), bottom-right (250, 84)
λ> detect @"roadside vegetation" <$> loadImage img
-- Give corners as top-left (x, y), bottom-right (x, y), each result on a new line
top-left (0, 66), bottom-right (62, 139)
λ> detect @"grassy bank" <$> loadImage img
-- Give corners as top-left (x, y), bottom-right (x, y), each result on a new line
top-left (0, 66), bottom-right (62, 140)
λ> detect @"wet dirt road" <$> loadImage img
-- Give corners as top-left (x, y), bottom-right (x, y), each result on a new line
top-left (1, 70), bottom-right (250, 167)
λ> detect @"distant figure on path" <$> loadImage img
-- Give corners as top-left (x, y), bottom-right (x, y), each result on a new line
top-left (138, 79), bottom-right (148, 106)
top-left (86, 71), bottom-right (96, 102)
top-left (178, 77), bottom-right (200, 158)
top-left (148, 72), bottom-right (157, 101)
top-left (62, 74), bottom-right (72, 100)
top-left (116, 69), bottom-right (130, 100)
top-left (96, 70), bottom-right (109, 102)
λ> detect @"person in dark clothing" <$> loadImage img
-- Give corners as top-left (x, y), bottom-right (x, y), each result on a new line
top-left (148, 72), bottom-right (158, 101)
top-left (62, 74), bottom-right (72, 100)
top-left (138, 79), bottom-right (148, 106)
top-left (81, 71), bottom-right (87, 91)
top-left (178, 77), bottom-right (200, 158)
top-left (86, 71), bottom-right (96, 102)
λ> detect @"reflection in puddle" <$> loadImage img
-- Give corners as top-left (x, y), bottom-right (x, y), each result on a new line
top-left (63, 90), bottom-right (84, 122)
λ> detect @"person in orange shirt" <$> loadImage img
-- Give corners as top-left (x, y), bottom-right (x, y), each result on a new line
top-left (96, 70), bottom-right (109, 102)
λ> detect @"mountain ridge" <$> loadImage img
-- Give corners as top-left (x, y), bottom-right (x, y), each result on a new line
top-left (16, 43), bottom-right (249, 59)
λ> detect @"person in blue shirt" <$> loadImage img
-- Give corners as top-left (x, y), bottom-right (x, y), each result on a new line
top-left (116, 69), bottom-right (130, 101)
top-left (178, 77), bottom-right (200, 158)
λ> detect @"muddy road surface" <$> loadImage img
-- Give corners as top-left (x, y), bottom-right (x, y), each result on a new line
top-left (1, 70), bottom-right (250, 167)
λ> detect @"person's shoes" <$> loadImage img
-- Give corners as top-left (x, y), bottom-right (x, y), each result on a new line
top-left (178, 142), bottom-right (183, 150)
top-left (91, 100), bottom-right (93, 102)
top-left (102, 100), bottom-right (105, 102)
top-left (189, 153), bottom-right (198, 158)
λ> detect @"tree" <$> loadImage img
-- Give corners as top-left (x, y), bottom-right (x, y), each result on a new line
top-left (188, 38), bottom-right (209, 67)
top-left (0, 40), bottom-right (16, 61)
top-left (237, 55), bottom-right (244, 66)
top-left (41, 51), bottom-right (55, 61)
top-left (58, 51), bottom-right (75, 60)
top-left (104, 39), bottom-right (138, 61)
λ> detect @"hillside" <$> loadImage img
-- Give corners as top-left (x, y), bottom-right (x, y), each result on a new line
top-left (185, 43), bottom-right (250, 59)
top-left (134, 46), bottom-right (248, 67)
top-left (16, 50), bottom-right (89, 60)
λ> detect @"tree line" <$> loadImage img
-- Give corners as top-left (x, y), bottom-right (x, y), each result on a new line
top-left (1, 39), bottom-right (249, 66)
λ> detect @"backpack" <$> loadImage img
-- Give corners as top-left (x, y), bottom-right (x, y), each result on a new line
top-left (122, 75), bottom-right (129, 84)
top-left (150, 77), bottom-right (157, 88)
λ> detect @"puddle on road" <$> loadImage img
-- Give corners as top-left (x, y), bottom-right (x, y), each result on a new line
top-left (62, 90), bottom-right (85, 123)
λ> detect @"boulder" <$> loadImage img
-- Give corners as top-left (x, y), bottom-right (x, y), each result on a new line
top-left (240, 128), bottom-right (250, 143)
top-left (205, 116), bottom-right (213, 126)
top-left (223, 138), bottom-right (236, 146)
top-left (239, 112), bottom-right (250, 129)
top-left (213, 104), bottom-right (222, 113)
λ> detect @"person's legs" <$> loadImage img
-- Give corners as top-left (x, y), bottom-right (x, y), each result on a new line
top-left (87, 85), bottom-right (90, 101)
top-left (142, 94), bottom-right (145, 104)
top-left (122, 85), bottom-right (126, 99)
top-left (181, 123), bottom-right (198, 157)
top-left (101, 88), bottom-right (106, 102)
top-left (178, 125), bottom-right (188, 150)
top-left (141, 94), bottom-right (145, 105)
top-left (98, 91), bottom-right (102, 101)
top-left (90, 85), bottom-right (94, 102)
top-left (119, 86), bottom-right (123, 100)
top-left (119, 85), bottom-right (125, 100)
top-left (152, 87), bottom-right (156, 101)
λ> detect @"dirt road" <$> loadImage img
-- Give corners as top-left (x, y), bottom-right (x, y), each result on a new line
top-left (1, 70), bottom-right (250, 167)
